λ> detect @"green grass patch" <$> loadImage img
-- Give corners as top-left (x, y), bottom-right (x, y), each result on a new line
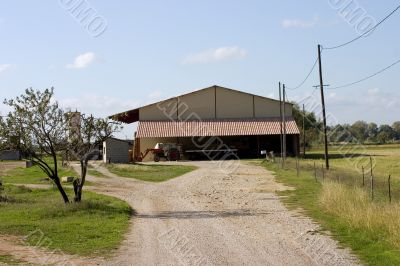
top-left (0, 185), bottom-right (131, 256)
top-left (0, 254), bottom-right (23, 265)
top-left (1, 162), bottom-right (94, 186)
top-left (1, 163), bottom-right (77, 185)
top-left (259, 147), bottom-right (400, 265)
top-left (87, 165), bottom-right (109, 178)
top-left (105, 163), bottom-right (197, 182)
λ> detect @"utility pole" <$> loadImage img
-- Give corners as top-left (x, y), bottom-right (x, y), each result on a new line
top-left (303, 104), bottom-right (306, 157)
top-left (317, 44), bottom-right (329, 170)
top-left (279, 82), bottom-right (283, 162)
top-left (282, 84), bottom-right (287, 164)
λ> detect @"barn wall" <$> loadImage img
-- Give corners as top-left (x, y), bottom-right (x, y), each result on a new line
top-left (178, 88), bottom-right (215, 120)
top-left (138, 86), bottom-right (294, 121)
top-left (139, 98), bottom-right (178, 121)
top-left (216, 87), bottom-right (253, 118)
top-left (254, 96), bottom-right (292, 117)
top-left (103, 139), bottom-right (131, 163)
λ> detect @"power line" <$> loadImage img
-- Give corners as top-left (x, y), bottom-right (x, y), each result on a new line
top-left (324, 3), bottom-right (400, 50)
top-left (286, 56), bottom-right (319, 90)
top-left (284, 88), bottom-right (290, 102)
top-left (329, 57), bottom-right (400, 89)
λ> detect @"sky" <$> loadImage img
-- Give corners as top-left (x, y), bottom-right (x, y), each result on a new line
top-left (0, 0), bottom-right (399, 138)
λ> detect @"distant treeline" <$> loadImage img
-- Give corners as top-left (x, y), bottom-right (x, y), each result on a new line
top-left (292, 104), bottom-right (400, 147)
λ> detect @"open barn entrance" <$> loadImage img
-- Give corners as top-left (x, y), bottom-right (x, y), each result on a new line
top-left (135, 134), bottom-right (299, 161)
top-left (178, 135), bottom-right (299, 159)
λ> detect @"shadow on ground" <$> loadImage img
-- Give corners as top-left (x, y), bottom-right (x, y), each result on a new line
top-left (134, 209), bottom-right (280, 219)
top-left (305, 153), bottom-right (381, 160)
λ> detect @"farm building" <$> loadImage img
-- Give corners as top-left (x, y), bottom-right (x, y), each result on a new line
top-left (0, 150), bottom-right (21, 161)
top-left (111, 85), bottom-right (300, 162)
top-left (103, 138), bottom-right (134, 163)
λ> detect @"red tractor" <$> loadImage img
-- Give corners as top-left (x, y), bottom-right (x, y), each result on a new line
top-left (137, 143), bottom-right (181, 162)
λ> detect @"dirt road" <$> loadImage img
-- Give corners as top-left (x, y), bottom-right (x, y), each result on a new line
top-left (87, 161), bottom-right (359, 266)
top-left (1, 161), bottom-right (359, 265)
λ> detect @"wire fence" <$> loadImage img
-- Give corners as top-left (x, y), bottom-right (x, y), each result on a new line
top-left (266, 154), bottom-right (397, 204)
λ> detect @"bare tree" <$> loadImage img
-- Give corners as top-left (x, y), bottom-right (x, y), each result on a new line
top-left (68, 113), bottom-right (121, 202)
top-left (2, 88), bottom-right (70, 203)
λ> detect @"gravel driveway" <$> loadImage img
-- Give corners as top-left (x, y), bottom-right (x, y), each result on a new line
top-left (1, 160), bottom-right (359, 265)
top-left (87, 160), bottom-right (359, 266)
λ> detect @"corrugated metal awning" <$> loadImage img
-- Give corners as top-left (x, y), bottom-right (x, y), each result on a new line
top-left (136, 117), bottom-right (300, 138)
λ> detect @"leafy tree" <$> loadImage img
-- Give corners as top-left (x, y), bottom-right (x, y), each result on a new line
top-left (292, 103), bottom-right (322, 148)
top-left (392, 121), bottom-right (400, 140)
top-left (329, 124), bottom-right (353, 143)
top-left (0, 116), bottom-right (7, 150)
top-left (2, 88), bottom-right (70, 203)
top-left (377, 131), bottom-right (391, 144)
top-left (378, 124), bottom-right (395, 142)
top-left (350, 121), bottom-right (368, 143)
top-left (367, 122), bottom-right (378, 142)
top-left (68, 114), bottom-right (121, 202)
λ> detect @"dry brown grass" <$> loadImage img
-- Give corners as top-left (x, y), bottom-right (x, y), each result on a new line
top-left (319, 181), bottom-right (400, 249)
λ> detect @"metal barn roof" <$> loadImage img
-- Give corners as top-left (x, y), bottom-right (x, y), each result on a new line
top-left (136, 117), bottom-right (300, 138)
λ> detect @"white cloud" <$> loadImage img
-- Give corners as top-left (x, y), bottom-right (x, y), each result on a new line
top-left (281, 18), bottom-right (318, 29)
top-left (147, 90), bottom-right (162, 99)
top-left (182, 46), bottom-right (247, 65)
top-left (0, 64), bottom-right (13, 74)
top-left (328, 92), bottom-right (336, 98)
top-left (66, 52), bottom-right (96, 69)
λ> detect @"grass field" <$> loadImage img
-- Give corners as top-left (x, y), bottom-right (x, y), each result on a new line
top-left (88, 165), bottom-right (110, 178)
top-left (0, 254), bottom-right (23, 265)
top-left (260, 144), bottom-right (400, 266)
top-left (0, 185), bottom-right (131, 256)
top-left (105, 163), bottom-right (197, 182)
top-left (1, 162), bottom-right (77, 185)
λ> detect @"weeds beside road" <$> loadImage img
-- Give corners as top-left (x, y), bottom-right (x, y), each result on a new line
top-left (260, 144), bottom-right (400, 265)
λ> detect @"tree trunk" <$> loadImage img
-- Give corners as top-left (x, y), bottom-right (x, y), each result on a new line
top-left (74, 159), bottom-right (88, 202)
top-left (54, 177), bottom-right (69, 203)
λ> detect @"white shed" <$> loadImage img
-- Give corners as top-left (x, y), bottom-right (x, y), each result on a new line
top-left (103, 138), bottom-right (133, 163)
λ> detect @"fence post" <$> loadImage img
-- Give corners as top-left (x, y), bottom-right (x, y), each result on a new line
top-left (388, 175), bottom-right (392, 203)
top-left (370, 156), bottom-right (374, 201)
top-left (314, 162), bottom-right (317, 182)
top-left (362, 166), bottom-right (365, 187)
